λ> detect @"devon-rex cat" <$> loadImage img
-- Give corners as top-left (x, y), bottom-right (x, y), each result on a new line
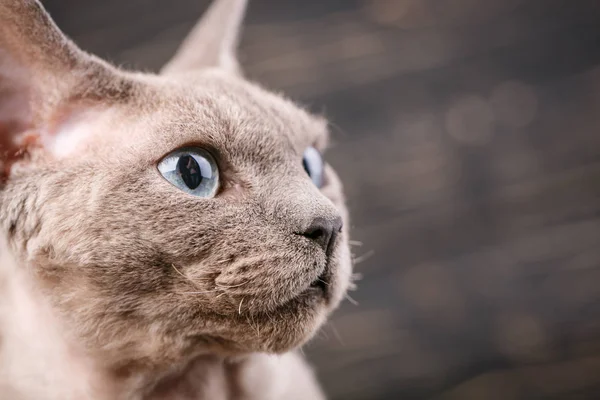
top-left (0, 0), bottom-right (353, 399)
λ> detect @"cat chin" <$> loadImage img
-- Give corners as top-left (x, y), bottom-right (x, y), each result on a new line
top-left (230, 306), bottom-right (328, 354)
top-left (192, 286), bottom-right (331, 356)
top-left (243, 245), bottom-right (352, 353)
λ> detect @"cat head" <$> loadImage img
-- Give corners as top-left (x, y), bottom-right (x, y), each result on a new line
top-left (0, 0), bottom-right (352, 369)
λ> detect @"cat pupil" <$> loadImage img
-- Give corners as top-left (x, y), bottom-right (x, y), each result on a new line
top-left (302, 146), bottom-right (324, 188)
top-left (303, 159), bottom-right (311, 177)
top-left (158, 147), bottom-right (218, 197)
top-left (177, 155), bottom-right (202, 190)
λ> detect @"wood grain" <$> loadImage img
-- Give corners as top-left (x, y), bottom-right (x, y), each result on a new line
top-left (42, 0), bottom-right (600, 398)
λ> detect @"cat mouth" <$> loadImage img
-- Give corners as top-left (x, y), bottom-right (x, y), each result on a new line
top-left (306, 262), bottom-right (332, 300)
top-left (304, 228), bottom-right (340, 301)
top-left (309, 269), bottom-right (328, 292)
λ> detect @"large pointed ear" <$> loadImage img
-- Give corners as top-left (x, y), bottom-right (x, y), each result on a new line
top-left (161, 0), bottom-right (248, 75)
top-left (0, 0), bottom-right (127, 180)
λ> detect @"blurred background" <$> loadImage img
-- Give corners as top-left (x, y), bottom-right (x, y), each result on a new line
top-left (43, 0), bottom-right (600, 399)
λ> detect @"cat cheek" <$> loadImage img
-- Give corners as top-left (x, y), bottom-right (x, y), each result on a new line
top-left (329, 239), bottom-right (353, 309)
top-left (320, 165), bottom-right (346, 211)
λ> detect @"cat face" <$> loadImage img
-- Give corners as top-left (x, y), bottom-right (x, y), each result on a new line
top-left (0, 0), bottom-right (351, 367)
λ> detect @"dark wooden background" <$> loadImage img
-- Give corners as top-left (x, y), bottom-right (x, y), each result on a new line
top-left (42, 0), bottom-right (600, 399)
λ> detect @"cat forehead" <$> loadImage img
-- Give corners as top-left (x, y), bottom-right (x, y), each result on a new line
top-left (154, 72), bottom-right (328, 149)
top-left (50, 71), bottom-right (328, 161)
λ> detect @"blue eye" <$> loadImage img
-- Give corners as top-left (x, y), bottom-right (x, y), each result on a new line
top-left (302, 146), bottom-right (324, 188)
top-left (158, 148), bottom-right (219, 197)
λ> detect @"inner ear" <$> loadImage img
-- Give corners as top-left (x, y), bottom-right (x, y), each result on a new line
top-left (0, 85), bottom-right (25, 173)
top-left (0, 0), bottom-right (129, 180)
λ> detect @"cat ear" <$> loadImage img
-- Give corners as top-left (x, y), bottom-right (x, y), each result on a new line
top-left (0, 0), bottom-right (125, 179)
top-left (161, 0), bottom-right (248, 75)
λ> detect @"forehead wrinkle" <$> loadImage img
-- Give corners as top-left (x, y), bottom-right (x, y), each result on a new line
top-left (147, 98), bottom-right (290, 181)
top-left (218, 90), bottom-right (297, 161)
top-left (176, 71), bottom-right (327, 150)
top-left (117, 74), bottom-right (327, 177)
top-left (226, 83), bottom-right (326, 152)
top-left (181, 85), bottom-right (301, 165)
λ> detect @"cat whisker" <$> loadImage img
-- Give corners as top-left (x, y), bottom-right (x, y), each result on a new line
top-left (351, 273), bottom-right (363, 282)
top-left (317, 278), bottom-right (329, 286)
top-left (238, 297), bottom-right (245, 315)
top-left (254, 321), bottom-right (261, 339)
top-left (181, 291), bottom-right (218, 294)
top-left (328, 323), bottom-right (345, 346)
top-left (171, 264), bottom-right (205, 289)
top-left (352, 250), bottom-right (374, 265)
top-left (251, 311), bottom-right (261, 338)
top-left (172, 265), bottom-right (225, 296)
top-left (171, 263), bottom-right (189, 280)
top-left (215, 280), bottom-right (250, 289)
top-left (325, 118), bottom-right (349, 140)
top-left (245, 314), bottom-right (261, 338)
top-left (345, 293), bottom-right (359, 306)
top-left (348, 240), bottom-right (363, 247)
top-left (265, 310), bottom-right (275, 325)
top-left (349, 273), bottom-right (363, 290)
top-left (315, 328), bottom-right (330, 341)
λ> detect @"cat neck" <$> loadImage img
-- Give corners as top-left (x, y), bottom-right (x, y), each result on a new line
top-left (0, 246), bottom-right (111, 399)
top-left (0, 246), bottom-right (309, 400)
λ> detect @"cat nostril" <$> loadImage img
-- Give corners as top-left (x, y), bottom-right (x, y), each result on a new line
top-left (305, 227), bottom-right (325, 241)
top-left (302, 216), bottom-right (343, 255)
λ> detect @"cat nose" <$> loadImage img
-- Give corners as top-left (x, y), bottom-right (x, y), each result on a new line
top-left (302, 216), bottom-right (343, 255)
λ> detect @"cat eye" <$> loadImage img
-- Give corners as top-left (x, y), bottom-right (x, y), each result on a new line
top-left (302, 146), bottom-right (324, 188)
top-left (157, 148), bottom-right (219, 197)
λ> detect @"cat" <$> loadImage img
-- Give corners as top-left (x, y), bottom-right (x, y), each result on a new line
top-left (0, 0), bottom-right (352, 399)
